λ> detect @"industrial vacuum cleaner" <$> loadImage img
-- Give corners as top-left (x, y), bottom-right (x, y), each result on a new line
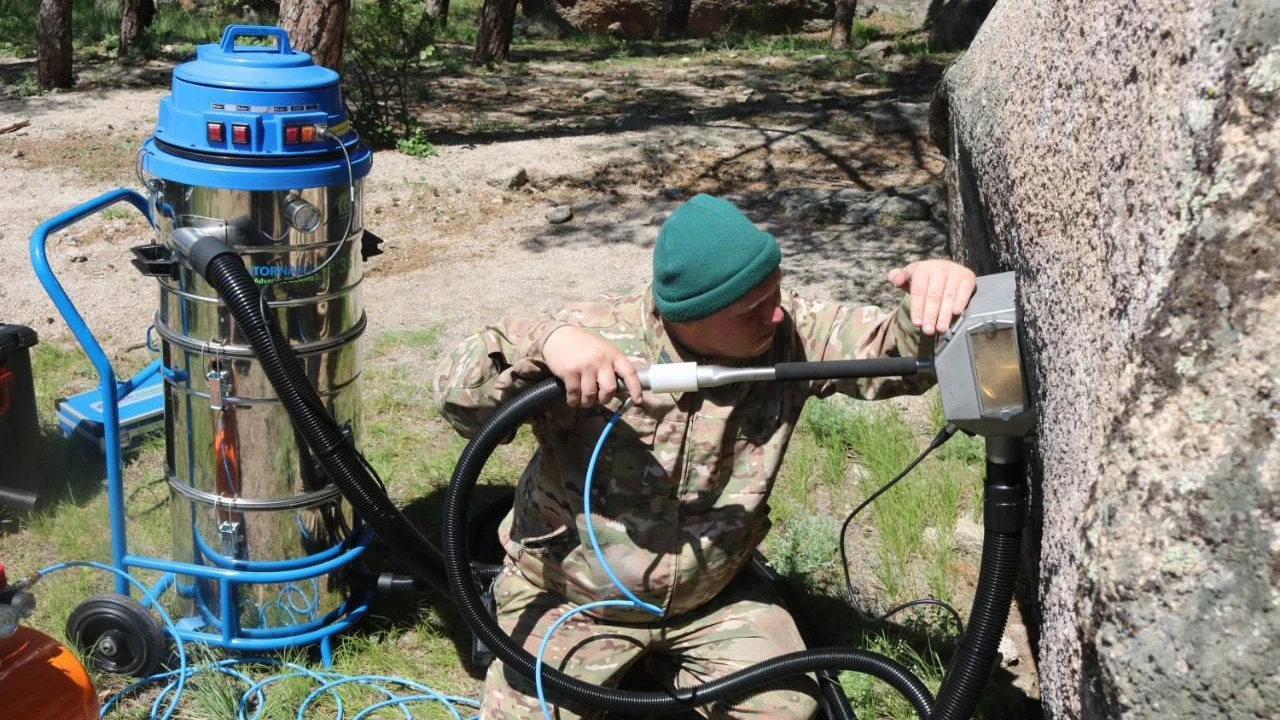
top-left (19, 24), bottom-right (1037, 720)
top-left (29, 24), bottom-right (378, 674)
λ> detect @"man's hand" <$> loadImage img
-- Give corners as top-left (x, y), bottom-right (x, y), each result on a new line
top-left (887, 260), bottom-right (977, 335)
top-left (541, 326), bottom-right (645, 408)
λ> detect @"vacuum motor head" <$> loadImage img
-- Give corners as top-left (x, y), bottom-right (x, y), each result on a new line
top-left (141, 25), bottom-right (371, 191)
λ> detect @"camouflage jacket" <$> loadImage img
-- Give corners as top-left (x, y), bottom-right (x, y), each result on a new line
top-left (432, 285), bottom-right (931, 620)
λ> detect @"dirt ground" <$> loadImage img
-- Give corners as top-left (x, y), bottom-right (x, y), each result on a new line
top-left (0, 41), bottom-right (954, 359)
top-left (0, 38), bottom-right (1041, 713)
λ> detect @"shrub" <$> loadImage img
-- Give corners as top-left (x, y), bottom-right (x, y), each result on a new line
top-left (344, 0), bottom-right (439, 148)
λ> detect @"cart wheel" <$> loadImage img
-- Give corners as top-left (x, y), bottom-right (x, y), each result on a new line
top-left (65, 594), bottom-right (167, 678)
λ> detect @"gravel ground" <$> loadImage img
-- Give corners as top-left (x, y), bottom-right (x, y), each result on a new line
top-left (0, 86), bottom-right (945, 360)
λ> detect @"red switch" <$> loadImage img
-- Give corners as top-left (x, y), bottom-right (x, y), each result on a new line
top-left (231, 124), bottom-right (250, 144)
top-left (206, 122), bottom-right (225, 143)
top-left (284, 125), bottom-right (299, 144)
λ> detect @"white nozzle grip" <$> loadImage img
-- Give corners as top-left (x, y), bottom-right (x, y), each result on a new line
top-left (641, 362), bottom-right (699, 393)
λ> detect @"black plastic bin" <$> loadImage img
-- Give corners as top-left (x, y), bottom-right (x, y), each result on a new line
top-left (0, 324), bottom-right (42, 510)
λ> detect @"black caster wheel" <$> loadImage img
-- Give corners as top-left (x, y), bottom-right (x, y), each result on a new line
top-left (65, 593), bottom-right (167, 677)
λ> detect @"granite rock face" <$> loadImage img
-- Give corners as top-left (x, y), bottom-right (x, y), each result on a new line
top-left (936, 1), bottom-right (1279, 717)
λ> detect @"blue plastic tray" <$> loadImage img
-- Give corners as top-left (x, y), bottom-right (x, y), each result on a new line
top-left (56, 372), bottom-right (165, 451)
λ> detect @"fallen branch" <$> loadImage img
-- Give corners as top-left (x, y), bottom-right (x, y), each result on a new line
top-left (0, 119), bottom-right (30, 135)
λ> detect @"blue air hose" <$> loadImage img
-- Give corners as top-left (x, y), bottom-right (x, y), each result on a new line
top-left (442, 378), bottom-right (936, 716)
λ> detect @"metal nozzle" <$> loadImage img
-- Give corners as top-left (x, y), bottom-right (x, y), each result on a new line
top-left (637, 363), bottom-right (777, 393)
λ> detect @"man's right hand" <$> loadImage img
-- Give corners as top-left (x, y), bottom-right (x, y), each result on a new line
top-left (541, 326), bottom-right (645, 408)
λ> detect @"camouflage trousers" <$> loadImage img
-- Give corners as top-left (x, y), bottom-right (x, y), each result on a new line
top-left (479, 564), bottom-right (820, 720)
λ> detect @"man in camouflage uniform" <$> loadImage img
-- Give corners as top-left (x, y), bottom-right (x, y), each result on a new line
top-left (433, 193), bottom-right (976, 720)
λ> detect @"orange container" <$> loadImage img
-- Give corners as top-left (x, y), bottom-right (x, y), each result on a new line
top-left (0, 625), bottom-right (99, 720)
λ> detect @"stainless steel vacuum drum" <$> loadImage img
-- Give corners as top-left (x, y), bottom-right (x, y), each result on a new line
top-left (139, 25), bottom-right (374, 635)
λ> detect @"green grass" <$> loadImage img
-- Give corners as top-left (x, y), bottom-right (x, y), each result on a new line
top-left (6, 330), bottom-right (993, 719)
top-left (762, 392), bottom-right (987, 719)
top-left (840, 628), bottom-right (948, 719)
top-left (431, 0), bottom-right (482, 46)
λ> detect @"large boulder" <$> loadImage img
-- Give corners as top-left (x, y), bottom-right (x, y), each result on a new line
top-left (554, 0), bottom-right (830, 38)
top-left (936, 0), bottom-right (1279, 718)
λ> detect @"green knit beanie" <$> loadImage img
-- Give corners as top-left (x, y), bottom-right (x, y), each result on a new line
top-left (652, 194), bottom-right (781, 322)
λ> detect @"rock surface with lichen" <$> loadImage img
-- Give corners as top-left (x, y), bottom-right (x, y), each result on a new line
top-left (937, 0), bottom-right (1279, 717)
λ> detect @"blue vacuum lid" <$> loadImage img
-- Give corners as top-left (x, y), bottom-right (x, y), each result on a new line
top-left (175, 25), bottom-right (336, 90)
top-left (145, 25), bottom-right (371, 190)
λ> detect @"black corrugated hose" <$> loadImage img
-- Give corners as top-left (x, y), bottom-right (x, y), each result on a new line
top-left (929, 532), bottom-right (1020, 720)
top-left (929, 450), bottom-right (1026, 720)
top-left (192, 242), bottom-right (1021, 719)
top-left (196, 249), bottom-right (451, 597)
top-left (819, 670), bottom-right (859, 720)
top-left (441, 377), bottom-right (935, 716)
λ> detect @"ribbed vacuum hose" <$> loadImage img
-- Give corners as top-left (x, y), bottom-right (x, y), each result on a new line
top-left (819, 670), bottom-right (859, 720)
top-left (928, 530), bottom-right (1021, 720)
top-left (200, 252), bottom-right (451, 596)
top-left (195, 244), bottom-right (1018, 718)
top-left (441, 377), bottom-right (935, 716)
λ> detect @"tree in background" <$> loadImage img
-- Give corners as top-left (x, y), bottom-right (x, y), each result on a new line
top-left (119, 0), bottom-right (157, 59)
top-left (426, 0), bottom-right (450, 25)
top-left (473, 0), bottom-right (516, 63)
top-left (345, 0), bottom-right (438, 145)
top-left (279, 0), bottom-right (351, 70)
top-left (658, 0), bottom-right (691, 39)
top-left (36, 0), bottom-right (72, 89)
top-left (830, 0), bottom-right (857, 49)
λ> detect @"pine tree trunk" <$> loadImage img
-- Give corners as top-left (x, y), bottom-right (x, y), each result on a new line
top-left (658, 0), bottom-right (691, 39)
top-left (830, 0), bottom-right (857, 50)
top-left (473, 0), bottom-right (516, 64)
top-left (36, 0), bottom-right (72, 89)
top-left (279, 0), bottom-right (351, 71)
top-left (120, 0), bottom-right (142, 59)
top-left (426, 0), bottom-right (450, 24)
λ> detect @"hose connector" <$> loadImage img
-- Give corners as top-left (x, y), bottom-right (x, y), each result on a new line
top-left (170, 226), bottom-right (235, 278)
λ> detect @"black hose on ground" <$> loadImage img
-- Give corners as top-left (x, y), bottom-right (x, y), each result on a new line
top-left (818, 670), bottom-right (859, 720)
top-left (441, 377), bottom-right (935, 716)
top-left (189, 240), bottom-right (1021, 719)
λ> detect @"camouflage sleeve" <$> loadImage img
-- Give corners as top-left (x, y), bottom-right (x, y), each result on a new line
top-left (432, 293), bottom-right (644, 438)
top-left (431, 315), bottom-right (568, 439)
top-left (789, 291), bottom-right (934, 400)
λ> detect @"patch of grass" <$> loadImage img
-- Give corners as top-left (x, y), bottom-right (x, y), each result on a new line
top-left (894, 37), bottom-right (934, 57)
top-left (432, 0), bottom-right (483, 45)
top-left (369, 327), bottom-right (443, 357)
top-left (839, 628), bottom-right (947, 720)
top-left (7, 71), bottom-right (41, 96)
top-left (396, 127), bottom-right (439, 157)
top-left (30, 342), bottom-right (96, 424)
top-left (764, 389), bottom-right (986, 716)
top-left (769, 513), bottom-right (841, 591)
top-left (100, 206), bottom-right (135, 220)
